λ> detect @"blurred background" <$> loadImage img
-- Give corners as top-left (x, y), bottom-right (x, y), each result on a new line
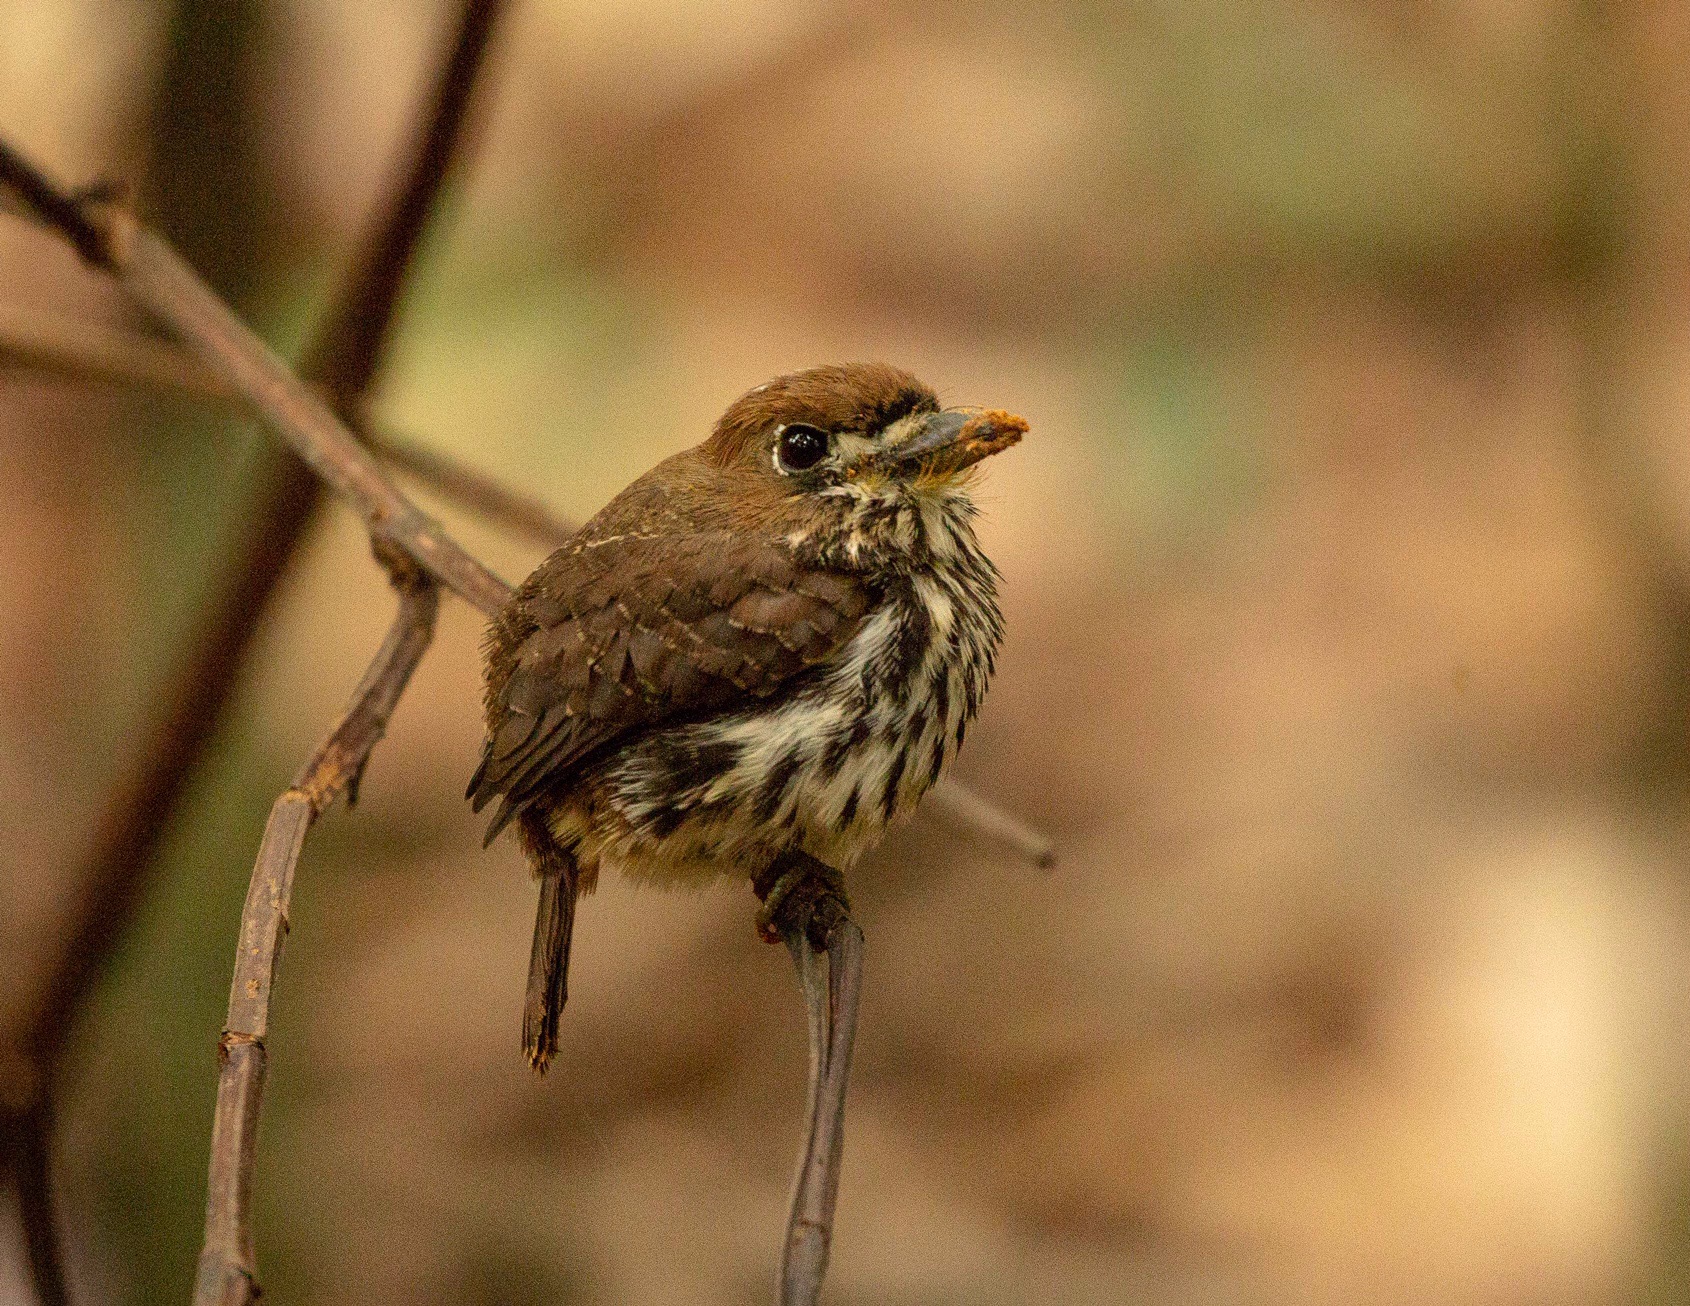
top-left (5, 0), bottom-right (1690, 1302)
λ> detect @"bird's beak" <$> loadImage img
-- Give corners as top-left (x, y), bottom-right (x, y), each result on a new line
top-left (883, 407), bottom-right (1028, 478)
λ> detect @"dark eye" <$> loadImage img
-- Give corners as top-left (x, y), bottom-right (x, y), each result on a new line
top-left (776, 423), bottom-right (830, 473)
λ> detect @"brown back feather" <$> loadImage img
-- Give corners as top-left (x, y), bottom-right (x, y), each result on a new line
top-left (471, 363), bottom-right (934, 842)
top-left (469, 460), bottom-right (875, 842)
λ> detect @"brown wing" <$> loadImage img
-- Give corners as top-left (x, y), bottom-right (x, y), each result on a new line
top-left (467, 529), bottom-right (874, 845)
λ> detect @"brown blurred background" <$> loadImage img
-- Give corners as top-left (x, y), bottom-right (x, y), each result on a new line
top-left (6, 0), bottom-right (1690, 1302)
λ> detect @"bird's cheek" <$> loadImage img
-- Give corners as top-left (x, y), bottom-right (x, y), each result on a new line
top-left (839, 469), bottom-right (893, 495)
top-left (909, 463), bottom-right (981, 498)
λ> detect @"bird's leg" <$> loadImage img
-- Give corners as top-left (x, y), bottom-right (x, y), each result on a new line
top-left (753, 849), bottom-right (850, 949)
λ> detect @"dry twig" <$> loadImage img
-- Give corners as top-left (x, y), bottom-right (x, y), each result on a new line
top-left (0, 3), bottom-right (505, 1302)
top-left (0, 302), bottom-right (574, 551)
top-left (193, 556), bottom-right (438, 1306)
top-left (779, 925), bottom-right (865, 1306)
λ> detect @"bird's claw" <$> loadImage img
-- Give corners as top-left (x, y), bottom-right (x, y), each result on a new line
top-left (754, 852), bottom-right (850, 950)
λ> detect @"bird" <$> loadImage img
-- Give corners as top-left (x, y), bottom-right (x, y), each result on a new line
top-left (467, 363), bottom-right (1026, 1070)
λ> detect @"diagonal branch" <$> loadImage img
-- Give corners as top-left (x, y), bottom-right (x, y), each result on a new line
top-left (0, 302), bottom-right (575, 552)
top-left (0, 138), bottom-right (510, 616)
top-left (297, 0), bottom-right (504, 397)
top-left (191, 558), bottom-right (438, 1306)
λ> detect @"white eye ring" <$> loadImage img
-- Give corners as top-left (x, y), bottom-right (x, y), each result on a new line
top-left (774, 423), bottom-right (831, 474)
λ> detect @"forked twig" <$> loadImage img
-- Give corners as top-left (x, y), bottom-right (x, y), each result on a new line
top-left (192, 558), bottom-right (438, 1306)
top-left (0, 4), bottom-right (505, 1302)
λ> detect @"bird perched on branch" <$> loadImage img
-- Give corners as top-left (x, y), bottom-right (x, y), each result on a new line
top-left (468, 363), bottom-right (1025, 1070)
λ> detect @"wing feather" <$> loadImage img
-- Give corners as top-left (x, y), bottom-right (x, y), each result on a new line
top-left (469, 529), bottom-right (874, 843)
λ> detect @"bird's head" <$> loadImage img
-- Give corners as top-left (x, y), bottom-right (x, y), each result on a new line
top-left (700, 365), bottom-right (1026, 524)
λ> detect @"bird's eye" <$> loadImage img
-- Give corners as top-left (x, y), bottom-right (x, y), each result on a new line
top-left (775, 423), bottom-right (830, 473)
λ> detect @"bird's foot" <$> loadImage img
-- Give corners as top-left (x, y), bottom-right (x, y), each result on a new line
top-left (754, 850), bottom-right (851, 950)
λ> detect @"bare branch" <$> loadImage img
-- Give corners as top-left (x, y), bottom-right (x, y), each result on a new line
top-left (192, 560), bottom-right (439, 1306)
top-left (0, 301), bottom-right (232, 399)
top-left (0, 141), bottom-right (511, 617)
top-left (0, 304), bottom-right (578, 551)
top-left (778, 924), bottom-right (865, 1306)
top-left (924, 779), bottom-right (1056, 869)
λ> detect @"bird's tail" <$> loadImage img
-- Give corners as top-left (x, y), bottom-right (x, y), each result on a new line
top-left (518, 811), bottom-right (579, 1073)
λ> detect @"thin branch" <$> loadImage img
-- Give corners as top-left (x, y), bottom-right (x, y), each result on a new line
top-left (0, 311), bottom-right (324, 1306)
top-left (0, 6), bottom-right (506, 1304)
top-left (0, 300), bottom-right (232, 399)
top-left (778, 924), bottom-right (865, 1306)
top-left (192, 559), bottom-right (439, 1306)
top-left (14, 1098), bottom-right (69, 1306)
top-left (0, 140), bottom-right (510, 616)
top-left (356, 421), bottom-right (576, 551)
top-left (924, 779), bottom-right (1055, 869)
